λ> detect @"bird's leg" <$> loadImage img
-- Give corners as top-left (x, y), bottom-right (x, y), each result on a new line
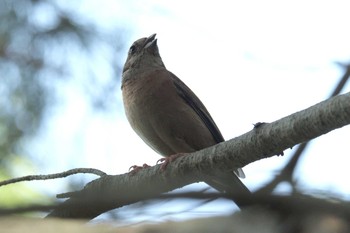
top-left (157, 153), bottom-right (187, 171)
top-left (128, 163), bottom-right (151, 175)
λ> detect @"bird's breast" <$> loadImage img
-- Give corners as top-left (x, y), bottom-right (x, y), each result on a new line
top-left (122, 70), bottom-right (180, 155)
top-left (122, 69), bottom-right (216, 156)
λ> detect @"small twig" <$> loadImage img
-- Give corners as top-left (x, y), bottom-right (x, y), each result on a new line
top-left (0, 168), bottom-right (107, 187)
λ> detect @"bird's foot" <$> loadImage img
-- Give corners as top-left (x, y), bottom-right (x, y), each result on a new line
top-left (128, 163), bottom-right (151, 175)
top-left (157, 153), bottom-right (186, 171)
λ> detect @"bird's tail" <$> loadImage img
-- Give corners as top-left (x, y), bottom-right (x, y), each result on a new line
top-left (203, 171), bottom-right (251, 208)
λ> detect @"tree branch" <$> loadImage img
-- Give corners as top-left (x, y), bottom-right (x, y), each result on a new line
top-left (257, 64), bottom-right (350, 193)
top-left (47, 92), bottom-right (350, 219)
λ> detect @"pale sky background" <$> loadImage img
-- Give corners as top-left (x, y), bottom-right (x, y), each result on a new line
top-left (24, 0), bottom-right (350, 222)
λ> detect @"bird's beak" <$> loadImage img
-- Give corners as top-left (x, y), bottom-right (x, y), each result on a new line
top-left (144, 33), bottom-right (157, 48)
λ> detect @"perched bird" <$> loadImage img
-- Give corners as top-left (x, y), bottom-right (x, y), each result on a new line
top-left (121, 34), bottom-right (250, 207)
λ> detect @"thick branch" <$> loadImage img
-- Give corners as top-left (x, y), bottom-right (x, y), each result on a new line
top-left (48, 92), bottom-right (350, 219)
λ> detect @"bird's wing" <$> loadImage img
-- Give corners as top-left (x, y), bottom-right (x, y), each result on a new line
top-left (169, 72), bottom-right (225, 143)
top-left (170, 72), bottom-right (246, 178)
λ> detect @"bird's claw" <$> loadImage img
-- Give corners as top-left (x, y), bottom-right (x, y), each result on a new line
top-left (157, 153), bottom-right (186, 171)
top-left (128, 163), bottom-right (151, 175)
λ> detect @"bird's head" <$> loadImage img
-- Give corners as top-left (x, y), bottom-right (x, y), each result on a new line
top-left (122, 34), bottom-right (165, 81)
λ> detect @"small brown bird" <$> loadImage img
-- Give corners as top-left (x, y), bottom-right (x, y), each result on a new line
top-left (122, 34), bottom-right (250, 207)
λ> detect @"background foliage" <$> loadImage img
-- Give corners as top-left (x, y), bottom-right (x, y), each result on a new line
top-left (0, 0), bottom-right (126, 205)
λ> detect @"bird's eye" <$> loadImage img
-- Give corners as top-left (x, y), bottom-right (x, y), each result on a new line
top-left (129, 45), bottom-right (136, 54)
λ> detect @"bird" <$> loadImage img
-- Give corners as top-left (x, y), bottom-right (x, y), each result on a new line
top-left (121, 33), bottom-right (250, 207)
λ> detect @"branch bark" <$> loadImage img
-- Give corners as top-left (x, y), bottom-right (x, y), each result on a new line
top-left (47, 92), bottom-right (350, 219)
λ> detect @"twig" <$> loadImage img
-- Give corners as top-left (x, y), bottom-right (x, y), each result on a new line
top-left (0, 168), bottom-right (107, 187)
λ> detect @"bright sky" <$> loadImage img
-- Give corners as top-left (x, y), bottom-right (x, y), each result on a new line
top-left (28, 0), bottom-right (350, 222)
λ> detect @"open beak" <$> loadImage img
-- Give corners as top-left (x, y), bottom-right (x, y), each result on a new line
top-left (144, 33), bottom-right (157, 48)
